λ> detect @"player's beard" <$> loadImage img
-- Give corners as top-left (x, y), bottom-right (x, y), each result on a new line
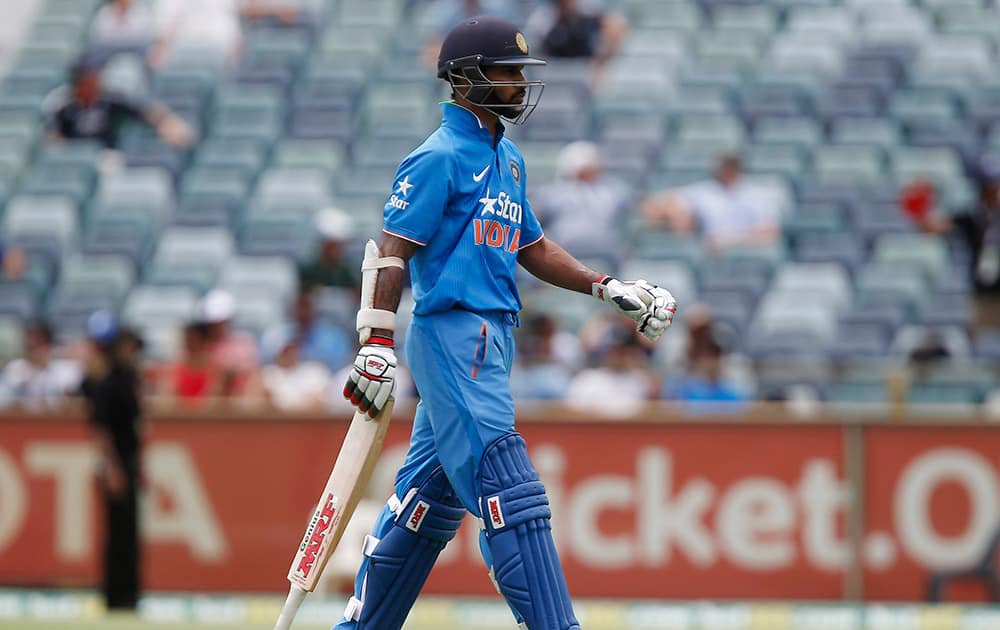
top-left (482, 88), bottom-right (527, 117)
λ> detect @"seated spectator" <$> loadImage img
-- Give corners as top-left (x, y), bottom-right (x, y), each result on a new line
top-left (299, 208), bottom-right (361, 292)
top-left (194, 289), bottom-right (259, 397)
top-left (260, 325), bottom-right (333, 412)
top-left (662, 304), bottom-right (748, 404)
top-left (90, 0), bottom-right (157, 52)
top-left (266, 289), bottom-right (352, 372)
top-left (510, 314), bottom-right (582, 399)
top-left (565, 323), bottom-right (656, 418)
top-left (524, 0), bottom-right (628, 88)
top-left (149, 0), bottom-right (299, 71)
top-left (910, 155), bottom-right (1000, 327)
top-left (159, 321), bottom-right (222, 406)
top-left (43, 55), bottom-right (194, 150)
top-left (0, 321), bottom-right (82, 410)
top-left (420, 0), bottom-right (519, 69)
top-left (642, 153), bottom-right (782, 253)
top-left (533, 141), bottom-right (629, 267)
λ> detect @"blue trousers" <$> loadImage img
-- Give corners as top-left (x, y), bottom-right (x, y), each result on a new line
top-left (396, 308), bottom-right (518, 514)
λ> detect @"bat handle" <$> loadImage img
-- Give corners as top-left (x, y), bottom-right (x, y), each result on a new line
top-left (274, 584), bottom-right (308, 630)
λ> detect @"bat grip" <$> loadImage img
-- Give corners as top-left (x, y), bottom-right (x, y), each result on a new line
top-left (274, 584), bottom-right (308, 630)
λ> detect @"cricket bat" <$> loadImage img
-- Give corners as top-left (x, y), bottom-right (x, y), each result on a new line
top-left (273, 398), bottom-right (395, 630)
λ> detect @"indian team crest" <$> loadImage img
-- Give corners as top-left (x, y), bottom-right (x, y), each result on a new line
top-left (509, 160), bottom-right (521, 183)
top-left (515, 32), bottom-right (528, 54)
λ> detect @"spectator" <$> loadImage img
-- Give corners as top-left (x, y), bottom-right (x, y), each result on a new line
top-left (80, 311), bottom-right (145, 612)
top-left (565, 322), bottom-right (656, 418)
top-left (194, 289), bottom-right (258, 397)
top-left (533, 140), bottom-right (630, 266)
top-left (0, 242), bottom-right (25, 281)
top-left (259, 325), bottom-right (334, 412)
top-left (288, 288), bottom-right (352, 372)
top-left (510, 313), bottom-right (582, 399)
top-left (912, 154), bottom-right (1000, 327)
top-left (420, 0), bottom-right (519, 69)
top-left (0, 321), bottom-right (82, 410)
top-left (662, 304), bottom-right (747, 404)
top-left (159, 321), bottom-right (222, 406)
top-left (642, 153), bottom-right (782, 253)
top-left (524, 0), bottom-right (628, 87)
top-left (43, 55), bottom-right (194, 150)
top-left (298, 208), bottom-right (361, 292)
top-left (149, 0), bottom-right (299, 71)
top-left (90, 0), bottom-right (158, 52)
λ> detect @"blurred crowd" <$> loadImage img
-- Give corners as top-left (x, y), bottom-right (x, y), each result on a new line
top-left (2, 0), bottom-right (1000, 416)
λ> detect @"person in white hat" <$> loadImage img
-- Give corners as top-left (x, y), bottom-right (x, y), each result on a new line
top-left (195, 289), bottom-right (258, 396)
top-left (532, 140), bottom-right (630, 267)
top-left (298, 208), bottom-right (360, 291)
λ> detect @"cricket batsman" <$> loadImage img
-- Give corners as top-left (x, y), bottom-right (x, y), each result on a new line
top-left (336, 16), bottom-right (677, 630)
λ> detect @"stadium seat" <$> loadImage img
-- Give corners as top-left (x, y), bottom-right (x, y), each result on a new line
top-left (57, 253), bottom-right (135, 305)
top-left (872, 233), bottom-right (950, 283)
top-left (0, 316), bottom-right (23, 362)
top-left (218, 256), bottom-right (297, 303)
top-left (2, 195), bottom-right (78, 251)
top-left (121, 285), bottom-right (198, 328)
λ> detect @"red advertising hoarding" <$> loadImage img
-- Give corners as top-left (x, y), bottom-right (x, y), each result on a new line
top-left (0, 413), bottom-right (996, 601)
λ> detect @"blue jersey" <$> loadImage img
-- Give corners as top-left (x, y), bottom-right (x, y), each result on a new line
top-left (383, 102), bottom-right (544, 316)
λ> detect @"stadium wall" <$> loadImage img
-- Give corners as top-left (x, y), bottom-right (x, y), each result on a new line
top-left (1, 407), bottom-right (998, 603)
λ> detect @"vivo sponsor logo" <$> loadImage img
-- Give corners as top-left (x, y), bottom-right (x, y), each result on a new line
top-left (406, 500), bottom-right (430, 532)
top-left (487, 496), bottom-right (505, 529)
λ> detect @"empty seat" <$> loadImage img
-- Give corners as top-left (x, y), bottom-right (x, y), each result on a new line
top-left (218, 255), bottom-right (297, 302)
top-left (857, 264), bottom-right (928, 306)
top-left (831, 323), bottom-right (890, 361)
top-left (872, 233), bottom-right (950, 283)
top-left (57, 254), bottom-right (135, 304)
top-left (772, 262), bottom-right (852, 312)
top-left (752, 116), bottom-right (822, 149)
top-left (0, 315), bottom-right (23, 361)
top-left (673, 114), bottom-right (744, 148)
top-left (94, 167), bottom-right (173, 223)
top-left (812, 145), bottom-right (884, 187)
top-left (253, 168), bottom-right (332, 214)
top-left (121, 285), bottom-right (198, 327)
top-left (829, 117), bottom-right (901, 149)
top-left (2, 195), bottom-right (78, 250)
top-left (238, 214), bottom-right (314, 261)
top-left (0, 283), bottom-right (37, 320)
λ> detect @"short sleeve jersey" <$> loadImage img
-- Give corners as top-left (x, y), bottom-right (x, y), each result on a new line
top-left (383, 103), bottom-right (544, 316)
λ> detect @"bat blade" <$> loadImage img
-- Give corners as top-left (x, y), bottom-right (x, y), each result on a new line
top-left (274, 399), bottom-right (394, 630)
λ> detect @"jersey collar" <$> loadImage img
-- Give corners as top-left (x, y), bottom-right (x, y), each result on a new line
top-left (441, 101), bottom-right (505, 146)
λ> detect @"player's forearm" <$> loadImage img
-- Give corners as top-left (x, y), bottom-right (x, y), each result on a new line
top-left (370, 235), bottom-right (418, 340)
top-left (518, 237), bottom-right (603, 294)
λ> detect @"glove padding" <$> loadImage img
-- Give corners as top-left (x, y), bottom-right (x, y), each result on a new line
top-left (343, 340), bottom-right (397, 418)
top-left (593, 277), bottom-right (677, 342)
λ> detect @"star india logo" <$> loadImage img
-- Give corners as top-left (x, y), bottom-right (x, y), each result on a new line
top-left (387, 176), bottom-right (413, 210)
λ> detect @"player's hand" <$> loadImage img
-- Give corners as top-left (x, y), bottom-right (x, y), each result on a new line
top-left (593, 277), bottom-right (677, 342)
top-left (344, 337), bottom-right (397, 418)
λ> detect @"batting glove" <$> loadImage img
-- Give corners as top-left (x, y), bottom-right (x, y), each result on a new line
top-left (593, 276), bottom-right (678, 343)
top-left (344, 336), bottom-right (397, 418)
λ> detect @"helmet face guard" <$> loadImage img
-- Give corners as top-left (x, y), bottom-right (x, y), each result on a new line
top-left (445, 62), bottom-right (545, 125)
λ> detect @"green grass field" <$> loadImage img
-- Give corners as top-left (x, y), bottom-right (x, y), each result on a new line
top-left (3, 590), bottom-right (1000, 630)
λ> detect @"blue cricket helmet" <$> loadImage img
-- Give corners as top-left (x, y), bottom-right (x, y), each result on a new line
top-left (437, 16), bottom-right (546, 124)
